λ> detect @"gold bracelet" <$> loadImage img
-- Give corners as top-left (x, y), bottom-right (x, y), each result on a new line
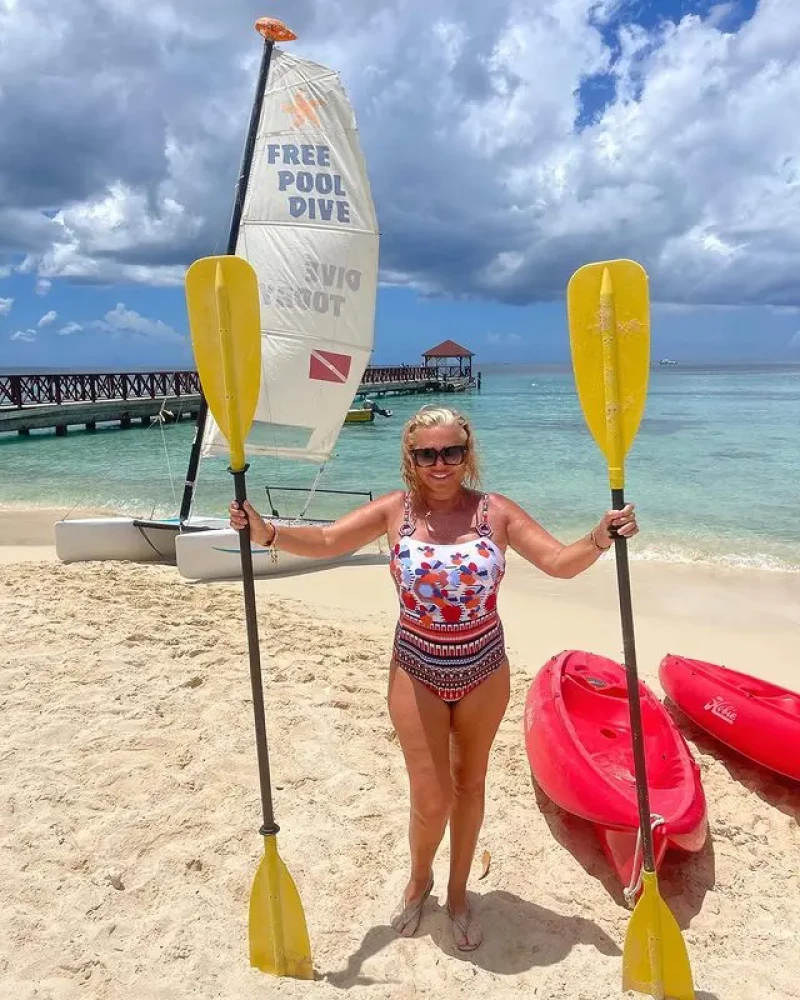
top-left (259, 519), bottom-right (279, 563)
top-left (590, 529), bottom-right (612, 552)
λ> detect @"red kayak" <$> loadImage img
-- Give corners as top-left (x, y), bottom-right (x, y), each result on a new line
top-left (659, 653), bottom-right (800, 782)
top-left (524, 650), bottom-right (707, 890)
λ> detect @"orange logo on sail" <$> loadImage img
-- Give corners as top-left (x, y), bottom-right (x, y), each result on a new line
top-left (282, 91), bottom-right (324, 127)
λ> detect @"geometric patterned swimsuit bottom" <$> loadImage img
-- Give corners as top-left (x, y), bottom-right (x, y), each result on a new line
top-left (389, 492), bottom-right (507, 703)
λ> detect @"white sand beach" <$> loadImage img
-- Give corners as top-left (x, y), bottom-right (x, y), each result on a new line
top-left (1, 509), bottom-right (799, 999)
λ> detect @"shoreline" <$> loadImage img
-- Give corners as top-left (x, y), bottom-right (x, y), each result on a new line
top-left (2, 506), bottom-right (798, 680)
top-left (2, 503), bottom-right (800, 577)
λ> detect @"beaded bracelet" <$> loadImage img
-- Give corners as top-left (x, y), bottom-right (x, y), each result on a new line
top-left (590, 529), bottom-right (612, 552)
top-left (264, 520), bottom-right (278, 548)
top-left (259, 519), bottom-right (279, 564)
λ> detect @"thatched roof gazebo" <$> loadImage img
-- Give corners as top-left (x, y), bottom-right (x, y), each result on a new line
top-left (422, 339), bottom-right (474, 378)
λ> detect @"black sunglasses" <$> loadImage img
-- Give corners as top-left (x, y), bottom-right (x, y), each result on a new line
top-left (411, 445), bottom-right (467, 468)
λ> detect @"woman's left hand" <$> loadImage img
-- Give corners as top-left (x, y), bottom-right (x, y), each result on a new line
top-left (593, 503), bottom-right (638, 549)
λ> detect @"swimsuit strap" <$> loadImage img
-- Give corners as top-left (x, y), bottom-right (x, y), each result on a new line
top-left (399, 492), bottom-right (491, 539)
top-left (398, 491), bottom-right (416, 537)
top-left (476, 493), bottom-right (493, 537)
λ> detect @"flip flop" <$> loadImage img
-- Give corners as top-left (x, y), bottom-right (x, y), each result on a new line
top-left (448, 903), bottom-right (483, 951)
top-left (390, 875), bottom-right (434, 937)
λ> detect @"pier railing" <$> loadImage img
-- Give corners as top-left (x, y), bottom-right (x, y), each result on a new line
top-left (1, 364), bottom-right (474, 411)
top-left (362, 364), bottom-right (473, 381)
top-left (0, 371), bottom-right (201, 409)
top-left (427, 363), bottom-right (472, 379)
top-left (360, 365), bottom-right (431, 383)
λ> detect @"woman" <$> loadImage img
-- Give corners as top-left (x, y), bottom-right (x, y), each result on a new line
top-left (230, 405), bottom-right (638, 951)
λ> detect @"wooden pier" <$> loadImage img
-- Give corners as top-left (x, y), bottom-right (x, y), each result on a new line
top-left (0, 372), bottom-right (201, 436)
top-left (1, 346), bottom-right (480, 437)
top-left (0, 395), bottom-right (201, 436)
top-left (355, 366), bottom-right (474, 398)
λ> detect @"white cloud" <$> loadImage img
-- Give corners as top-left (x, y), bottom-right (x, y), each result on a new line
top-left (92, 302), bottom-right (183, 341)
top-left (1, 0), bottom-right (800, 310)
top-left (707, 3), bottom-right (739, 30)
top-left (0, 296), bottom-right (13, 316)
top-left (11, 329), bottom-right (36, 342)
top-left (37, 309), bottom-right (57, 327)
top-left (35, 278), bottom-right (51, 295)
top-left (58, 321), bottom-right (83, 336)
top-left (34, 185), bottom-right (197, 286)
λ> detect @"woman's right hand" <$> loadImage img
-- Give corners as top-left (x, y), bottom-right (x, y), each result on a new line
top-left (229, 500), bottom-right (274, 546)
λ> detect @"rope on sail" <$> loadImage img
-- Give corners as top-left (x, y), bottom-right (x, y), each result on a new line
top-left (155, 397), bottom-right (179, 509)
top-left (296, 463), bottom-right (328, 521)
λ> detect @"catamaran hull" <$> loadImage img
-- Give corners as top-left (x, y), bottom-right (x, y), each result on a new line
top-left (55, 515), bottom-right (368, 580)
top-left (174, 525), bottom-right (360, 580)
top-left (55, 517), bottom-right (179, 564)
top-left (54, 515), bottom-right (221, 566)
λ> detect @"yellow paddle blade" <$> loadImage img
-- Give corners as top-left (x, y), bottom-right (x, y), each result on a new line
top-left (249, 835), bottom-right (313, 980)
top-left (623, 872), bottom-right (695, 1000)
top-left (185, 255), bottom-right (261, 471)
top-left (566, 259), bottom-right (650, 489)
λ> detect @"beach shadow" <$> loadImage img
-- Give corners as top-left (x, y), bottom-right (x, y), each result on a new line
top-left (656, 833), bottom-right (716, 928)
top-left (531, 778), bottom-right (715, 928)
top-left (664, 699), bottom-right (800, 823)
top-left (324, 888), bottom-right (619, 987)
top-left (438, 888), bottom-right (620, 974)
top-left (322, 924), bottom-right (400, 989)
top-left (532, 779), bottom-right (625, 903)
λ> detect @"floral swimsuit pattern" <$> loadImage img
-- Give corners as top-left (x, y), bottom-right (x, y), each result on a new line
top-left (390, 493), bottom-right (507, 702)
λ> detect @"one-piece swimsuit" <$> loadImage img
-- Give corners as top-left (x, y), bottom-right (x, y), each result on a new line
top-left (389, 492), bottom-right (507, 702)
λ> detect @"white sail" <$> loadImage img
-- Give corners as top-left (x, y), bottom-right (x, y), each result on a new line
top-left (202, 48), bottom-right (380, 462)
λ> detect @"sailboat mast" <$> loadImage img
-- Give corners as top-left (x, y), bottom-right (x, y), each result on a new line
top-left (180, 20), bottom-right (293, 523)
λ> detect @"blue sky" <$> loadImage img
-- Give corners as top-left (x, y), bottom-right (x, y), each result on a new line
top-left (2, 0), bottom-right (799, 371)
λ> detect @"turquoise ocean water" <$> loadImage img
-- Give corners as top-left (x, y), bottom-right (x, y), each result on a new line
top-left (2, 365), bottom-right (799, 572)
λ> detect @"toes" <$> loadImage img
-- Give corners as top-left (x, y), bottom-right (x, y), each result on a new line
top-left (449, 907), bottom-right (483, 951)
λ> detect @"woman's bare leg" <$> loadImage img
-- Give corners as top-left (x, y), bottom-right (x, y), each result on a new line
top-left (447, 661), bottom-right (510, 945)
top-left (388, 663), bottom-right (452, 922)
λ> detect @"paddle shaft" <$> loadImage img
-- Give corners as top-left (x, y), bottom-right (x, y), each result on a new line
top-left (179, 37), bottom-right (275, 523)
top-left (611, 485), bottom-right (656, 874)
top-left (233, 469), bottom-right (279, 836)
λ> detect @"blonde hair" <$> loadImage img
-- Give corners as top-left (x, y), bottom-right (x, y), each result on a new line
top-left (401, 405), bottom-right (481, 495)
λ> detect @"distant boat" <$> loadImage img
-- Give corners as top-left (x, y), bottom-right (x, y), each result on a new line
top-left (345, 407), bottom-right (374, 424)
top-left (344, 400), bottom-right (392, 424)
top-left (659, 359), bottom-right (678, 367)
